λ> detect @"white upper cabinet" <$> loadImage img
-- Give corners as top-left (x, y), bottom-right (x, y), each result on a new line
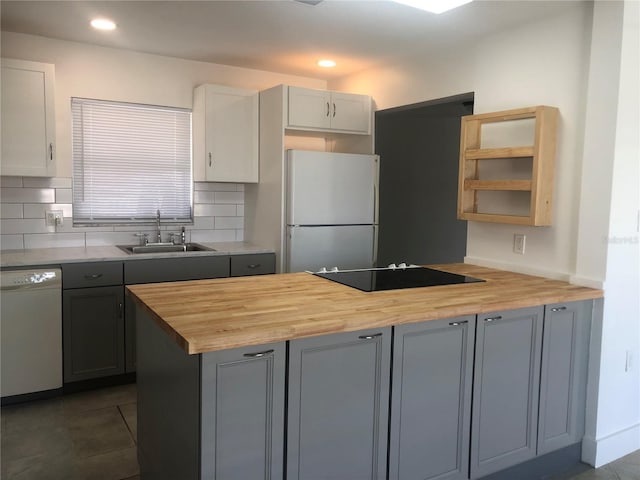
top-left (287, 86), bottom-right (371, 134)
top-left (193, 84), bottom-right (259, 183)
top-left (1, 58), bottom-right (56, 177)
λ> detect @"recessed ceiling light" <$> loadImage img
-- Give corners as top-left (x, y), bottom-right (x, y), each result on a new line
top-left (90, 18), bottom-right (117, 31)
top-left (318, 59), bottom-right (337, 68)
top-left (392, 0), bottom-right (473, 14)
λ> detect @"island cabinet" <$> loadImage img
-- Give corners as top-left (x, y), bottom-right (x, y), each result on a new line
top-left (470, 306), bottom-right (544, 479)
top-left (537, 300), bottom-right (592, 455)
top-left (287, 327), bottom-right (391, 480)
top-left (136, 305), bottom-right (285, 480)
top-left (388, 315), bottom-right (475, 480)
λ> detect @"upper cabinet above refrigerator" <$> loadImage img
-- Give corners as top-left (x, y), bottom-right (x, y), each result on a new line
top-left (287, 86), bottom-right (372, 135)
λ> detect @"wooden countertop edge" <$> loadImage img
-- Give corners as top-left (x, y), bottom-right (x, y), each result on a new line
top-left (127, 264), bottom-right (603, 355)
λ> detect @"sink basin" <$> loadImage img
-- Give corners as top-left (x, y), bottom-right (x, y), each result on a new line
top-left (117, 243), bottom-right (214, 254)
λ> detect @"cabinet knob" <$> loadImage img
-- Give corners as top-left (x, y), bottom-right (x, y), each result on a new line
top-left (243, 349), bottom-right (274, 358)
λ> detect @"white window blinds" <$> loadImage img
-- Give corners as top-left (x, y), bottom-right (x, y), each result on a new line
top-left (71, 98), bottom-right (192, 225)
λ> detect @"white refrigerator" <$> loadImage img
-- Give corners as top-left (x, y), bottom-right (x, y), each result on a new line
top-left (285, 150), bottom-right (379, 273)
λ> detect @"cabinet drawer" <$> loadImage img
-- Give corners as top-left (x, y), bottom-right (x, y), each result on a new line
top-left (230, 254), bottom-right (275, 277)
top-left (124, 255), bottom-right (230, 284)
top-left (62, 262), bottom-right (123, 289)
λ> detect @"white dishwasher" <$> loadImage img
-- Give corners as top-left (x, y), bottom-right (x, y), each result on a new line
top-left (1, 268), bottom-right (62, 401)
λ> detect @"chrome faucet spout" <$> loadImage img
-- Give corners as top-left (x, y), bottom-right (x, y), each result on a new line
top-left (156, 209), bottom-right (162, 243)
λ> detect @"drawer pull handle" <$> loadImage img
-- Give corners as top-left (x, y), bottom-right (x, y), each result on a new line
top-left (551, 306), bottom-right (567, 312)
top-left (49, 143), bottom-right (54, 161)
top-left (449, 320), bottom-right (468, 326)
top-left (243, 349), bottom-right (274, 358)
top-left (326, 102), bottom-right (330, 117)
top-left (84, 273), bottom-right (103, 280)
top-left (485, 316), bottom-right (502, 322)
top-left (247, 264), bottom-right (261, 269)
top-left (118, 302), bottom-right (123, 318)
top-left (359, 333), bottom-right (383, 340)
top-left (208, 152), bottom-right (212, 167)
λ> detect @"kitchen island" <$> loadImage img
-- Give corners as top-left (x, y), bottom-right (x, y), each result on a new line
top-left (127, 264), bottom-right (603, 480)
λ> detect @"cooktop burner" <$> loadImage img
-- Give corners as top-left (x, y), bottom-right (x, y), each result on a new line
top-left (313, 265), bottom-right (484, 292)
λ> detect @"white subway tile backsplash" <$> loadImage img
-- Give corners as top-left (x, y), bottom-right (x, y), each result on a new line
top-left (1, 177), bottom-right (245, 250)
top-left (214, 216), bottom-right (244, 230)
top-left (214, 191), bottom-right (244, 204)
top-left (55, 188), bottom-right (73, 203)
top-left (192, 216), bottom-right (215, 230)
top-left (23, 177), bottom-right (72, 188)
top-left (194, 191), bottom-right (215, 204)
top-left (191, 229), bottom-right (236, 243)
top-left (1, 204), bottom-right (23, 219)
top-left (1, 235), bottom-right (25, 250)
top-left (1, 188), bottom-right (55, 204)
top-left (235, 229), bottom-right (244, 241)
top-left (24, 233), bottom-right (86, 249)
top-left (1, 219), bottom-right (55, 234)
top-left (194, 182), bottom-right (239, 192)
top-left (23, 203), bottom-right (73, 219)
top-left (194, 204), bottom-right (237, 217)
top-left (1, 177), bottom-right (23, 188)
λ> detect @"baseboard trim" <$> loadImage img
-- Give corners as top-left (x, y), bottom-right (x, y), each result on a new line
top-left (582, 423), bottom-right (640, 467)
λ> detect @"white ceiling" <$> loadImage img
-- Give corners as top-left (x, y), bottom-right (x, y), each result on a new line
top-left (0, 0), bottom-right (579, 79)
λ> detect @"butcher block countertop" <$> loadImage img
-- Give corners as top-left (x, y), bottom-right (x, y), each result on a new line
top-left (126, 263), bottom-right (603, 355)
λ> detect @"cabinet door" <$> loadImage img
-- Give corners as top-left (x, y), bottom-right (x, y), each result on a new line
top-left (470, 306), bottom-right (543, 479)
top-left (287, 86), bottom-right (332, 130)
top-left (331, 91), bottom-right (371, 133)
top-left (201, 342), bottom-right (285, 480)
top-left (287, 328), bottom-right (391, 480)
top-left (389, 316), bottom-right (475, 480)
top-left (1, 58), bottom-right (56, 177)
top-left (63, 286), bottom-right (125, 383)
top-left (193, 84), bottom-right (258, 183)
top-left (538, 300), bottom-right (592, 455)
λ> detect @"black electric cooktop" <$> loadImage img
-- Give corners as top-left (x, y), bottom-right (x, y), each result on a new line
top-left (313, 266), bottom-right (484, 292)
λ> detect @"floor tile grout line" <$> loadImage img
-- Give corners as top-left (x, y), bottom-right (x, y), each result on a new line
top-left (117, 404), bottom-right (137, 445)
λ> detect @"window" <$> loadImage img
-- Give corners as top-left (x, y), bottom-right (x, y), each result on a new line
top-left (71, 97), bottom-right (192, 225)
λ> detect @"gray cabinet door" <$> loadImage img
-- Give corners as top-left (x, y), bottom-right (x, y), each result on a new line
top-left (63, 286), bottom-right (125, 383)
top-left (287, 328), bottom-right (391, 480)
top-left (470, 306), bottom-right (543, 479)
top-left (201, 342), bottom-right (285, 480)
top-left (389, 316), bottom-right (475, 480)
top-left (538, 300), bottom-right (592, 454)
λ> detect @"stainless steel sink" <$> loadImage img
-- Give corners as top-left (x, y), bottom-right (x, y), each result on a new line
top-left (117, 243), bottom-right (214, 254)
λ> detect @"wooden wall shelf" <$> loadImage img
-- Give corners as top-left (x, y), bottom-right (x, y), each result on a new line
top-left (457, 106), bottom-right (559, 226)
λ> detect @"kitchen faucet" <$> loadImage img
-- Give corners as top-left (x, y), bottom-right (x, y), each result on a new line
top-left (156, 209), bottom-right (162, 243)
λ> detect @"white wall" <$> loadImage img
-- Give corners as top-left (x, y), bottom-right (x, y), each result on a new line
top-left (0, 32), bottom-right (326, 249)
top-left (580, 0), bottom-right (640, 467)
top-left (330, 3), bottom-right (592, 281)
top-left (330, 0), bottom-right (639, 466)
top-left (1, 31), bottom-right (327, 178)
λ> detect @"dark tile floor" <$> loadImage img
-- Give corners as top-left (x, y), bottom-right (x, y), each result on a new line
top-left (1, 384), bottom-right (139, 480)
top-left (1, 383), bottom-right (638, 480)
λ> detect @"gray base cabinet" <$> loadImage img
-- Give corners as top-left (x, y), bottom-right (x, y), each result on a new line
top-left (201, 343), bottom-right (285, 479)
top-left (470, 306), bottom-right (544, 479)
top-left (136, 306), bottom-right (285, 480)
top-left (538, 300), bottom-right (592, 455)
top-left (287, 327), bottom-right (391, 480)
top-left (389, 316), bottom-right (475, 480)
top-left (63, 285), bottom-right (125, 382)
